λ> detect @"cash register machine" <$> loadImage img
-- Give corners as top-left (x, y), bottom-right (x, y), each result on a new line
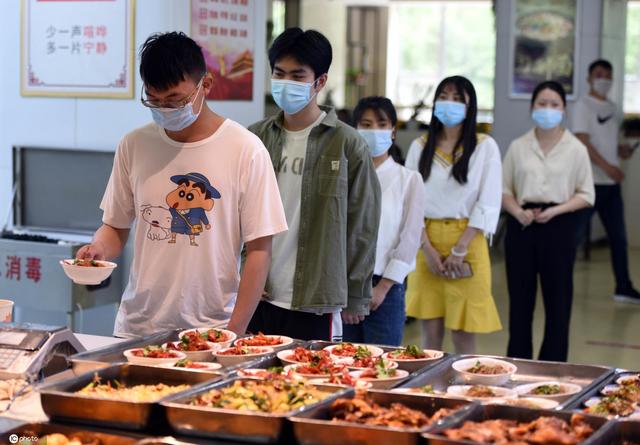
top-left (0, 323), bottom-right (85, 380)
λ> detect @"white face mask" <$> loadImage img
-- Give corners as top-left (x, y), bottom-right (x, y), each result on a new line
top-left (593, 78), bottom-right (612, 97)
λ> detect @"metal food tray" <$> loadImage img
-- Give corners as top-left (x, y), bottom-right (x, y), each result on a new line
top-left (582, 420), bottom-right (640, 445)
top-left (161, 376), bottom-right (352, 443)
top-left (398, 354), bottom-right (613, 408)
top-left (564, 369), bottom-right (640, 419)
top-left (290, 389), bottom-right (474, 445)
top-left (422, 403), bottom-right (610, 444)
top-left (38, 363), bottom-right (222, 430)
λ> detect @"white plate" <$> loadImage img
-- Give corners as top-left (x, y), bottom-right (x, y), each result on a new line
top-left (323, 344), bottom-right (384, 363)
top-left (381, 349), bottom-right (444, 372)
top-left (601, 384), bottom-right (622, 396)
top-left (213, 346), bottom-right (274, 367)
top-left (447, 385), bottom-right (518, 400)
top-left (513, 381), bottom-right (582, 399)
top-left (162, 341), bottom-right (220, 362)
top-left (60, 259), bottom-right (117, 285)
top-left (283, 363), bottom-right (347, 379)
top-left (160, 361), bottom-right (222, 372)
top-left (308, 377), bottom-right (372, 390)
top-left (390, 387), bottom-right (447, 397)
top-left (616, 374), bottom-right (640, 386)
top-left (349, 369), bottom-right (410, 390)
top-left (179, 328), bottom-right (237, 349)
top-left (348, 358), bottom-right (399, 371)
top-left (452, 357), bottom-right (517, 386)
top-left (123, 348), bottom-right (186, 366)
top-left (276, 348), bottom-right (328, 366)
top-left (234, 335), bottom-right (294, 351)
top-left (487, 397), bottom-right (560, 410)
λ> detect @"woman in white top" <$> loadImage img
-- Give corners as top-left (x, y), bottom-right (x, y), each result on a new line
top-left (503, 81), bottom-right (594, 362)
top-left (405, 76), bottom-right (502, 354)
top-left (342, 96), bottom-right (425, 346)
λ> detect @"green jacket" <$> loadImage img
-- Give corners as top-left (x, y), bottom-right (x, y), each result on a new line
top-left (249, 106), bottom-right (381, 315)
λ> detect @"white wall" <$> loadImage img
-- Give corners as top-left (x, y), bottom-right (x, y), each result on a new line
top-left (0, 0), bottom-right (267, 231)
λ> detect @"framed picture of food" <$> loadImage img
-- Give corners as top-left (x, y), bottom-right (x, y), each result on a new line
top-left (509, 0), bottom-right (579, 98)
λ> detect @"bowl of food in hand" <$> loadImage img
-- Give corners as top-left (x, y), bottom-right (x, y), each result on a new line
top-left (452, 357), bottom-right (517, 386)
top-left (161, 359), bottom-right (222, 372)
top-left (178, 327), bottom-right (237, 349)
top-left (60, 258), bottom-right (117, 285)
top-left (123, 346), bottom-right (186, 366)
top-left (514, 381), bottom-right (582, 400)
top-left (447, 385), bottom-right (518, 401)
top-left (234, 332), bottom-right (294, 351)
top-left (350, 365), bottom-right (410, 390)
top-left (382, 345), bottom-right (444, 372)
top-left (213, 345), bottom-right (274, 367)
top-left (324, 343), bottom-right (384, 365)
top-left (162, 332), bottom-right (220, 362)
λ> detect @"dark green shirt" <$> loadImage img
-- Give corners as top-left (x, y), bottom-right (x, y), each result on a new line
top-left (249, 106), bottom-right (381, 315)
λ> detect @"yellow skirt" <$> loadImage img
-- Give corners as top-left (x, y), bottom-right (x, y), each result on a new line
top-left (406, 219), bottom-right (502, 333)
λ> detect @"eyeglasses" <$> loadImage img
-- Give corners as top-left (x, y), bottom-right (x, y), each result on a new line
top-left (140, 78), bottom-right (204, 109)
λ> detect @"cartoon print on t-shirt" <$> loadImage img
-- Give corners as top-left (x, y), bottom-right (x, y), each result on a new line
top-left (140, 205), bottom-right (172, 240)
top-left (166, 172), bottom-right (221, 247)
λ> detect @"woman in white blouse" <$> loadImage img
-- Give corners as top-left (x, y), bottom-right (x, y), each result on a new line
top-left (343, 96), bottom-right (425, 346)
top-left (405, 76), bottom-right (502, 354)
top-left (503, 81), bottom-right (594, 362)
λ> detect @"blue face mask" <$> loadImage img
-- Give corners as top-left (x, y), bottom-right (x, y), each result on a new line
top-left (358, 129), bottom-right (393, 157)
top-left (271, 78), bottom-right (318, 115)
top-left (434, 100), bottom-right (467, 127)
top-left (151, 85), bottom-right (203, 132)
top-left (531, 108), bottom-right (563, 130)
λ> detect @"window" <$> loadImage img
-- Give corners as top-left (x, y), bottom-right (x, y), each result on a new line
top-left (624, 1), bottom-right (640, 114)
top-left (386, 1), bottom-right (495, 122)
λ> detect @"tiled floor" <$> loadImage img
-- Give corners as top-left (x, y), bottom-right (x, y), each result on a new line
top-left (402, 246), bottom-right (640, 370)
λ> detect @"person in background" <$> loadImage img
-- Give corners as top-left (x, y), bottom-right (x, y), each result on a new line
top-left (504, 81), bottom-right (594, 362)
top-left (343, 96), bottom-right (425, 346)
top-left (572, 59), bottom-right (639, 304)
top-left (248, 28), bottom-right (381, 341)
top-left (405, 76), bottom-right (502, 354)
top-left (77, 32), bottom-right (288, 338)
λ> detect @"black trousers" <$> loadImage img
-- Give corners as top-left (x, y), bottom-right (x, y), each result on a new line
top-left (247, 300), bottom-right (336, 341)
top-left (505, 206), bottom-right (578, 362)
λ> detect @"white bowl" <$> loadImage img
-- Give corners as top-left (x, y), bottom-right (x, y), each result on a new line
top-left (348, 358), bottom-right (399, 371)
top-left (162, 341), bottom-right (220, 362)
top-left (616, 374), bottom-right (640, 386)
top-left (350, 369), bottom-right (410, 390)
top-left (123, 348), bottom-right (186, 366)
top-left (160, 361), bottom-right (222, 372)
top-left (60, 259), bottom-right (117, 285)
top-left (323, 344), bottom-right (384, 363)
top-left (308, 377), bottom-right (373, 390)
top-left (447, 385), bottom-right (518, 401)
top-left (487, 397), bottom-right (559, 409)
top-left (452, 357), bottom-right (517, 386)
top-left (234, 334), bottom-right (294, 351)
top-left (514, 381), bottom-right (582, 400)
top-left (179, 328), bottom-right (237, 349)
top-left (390, 387), bottom-right (446, 398)
top-left (283, 363), bottom-right (347, 380)
top-left (277, 349), bottom-right (308, 366)
top-left (601, 384), bottom-right (622, 396)
top-left (237, 368), bottom-right (292, 379)
top-left (382, 349), bottom-right (444, 372)
top-left (213, 346), bottom-right (274, 367)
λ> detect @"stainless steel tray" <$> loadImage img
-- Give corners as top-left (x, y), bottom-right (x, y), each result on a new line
top-left (398, 354), bottom-right (613, 408)
top-left (423, 403), bottom-right (610, 444)
top-left (565, 370), bottom-right (640, 420)
top-left (38, 363), bottom-right (222, 430)
top-left (582, 420), bottom-right (640, 445)
top-left (290, 389), bottom-right (474, 445)
top-left (161, 377), bottom-right (351, 443)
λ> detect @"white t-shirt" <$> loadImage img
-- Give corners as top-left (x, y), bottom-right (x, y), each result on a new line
top-left (267, 112), bottom-right (326, 310)
top-left (571, 95), bottom-right (621, 185)
top-left (101, 120), bottom-right (288, 338)
top-left (374, 158), bottom-right (425, 283)
top-left (405, 134), bottom-right (502, 236)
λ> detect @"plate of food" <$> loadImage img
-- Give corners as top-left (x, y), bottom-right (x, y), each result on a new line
top-left (307, 367), bottom-right (372, 389)
top-left (323, 343), bottom-right (384, 363)
top-left (277, 347), bottom-right (334, 366)
top-left (390, 385), bottom-right (447, 397)
top-left (486, 397), bottom-right (560, 409)
top-left (348, 356), bottom-right (399, 371)
top-left (213, 345), bottom-right (274, 367)
top-left (382, 345), bottom-right (444, 372)
top-left (60, 258), bottom-right (117, 285)
top-left (447, 385), bottom-right (518, 401)
top-left (178, 328), bottom-right (237, 349)
top-left (284, 362), bottom-right (348, 379)
top-left (234, 333), bottom-right (294, 351)
top-left (350, 365), bottom-right (409, 390)
top-left (584, 396), bottom-right (640, 419)
top-left (161, 359), bottom-right (222, 372)
top-left (123, 346), bottom-right (186, 366)
top-left (451, 357), bottom-right (517, 386)
top-left (236, 366), bottom-right (294, 379)
top-left (163, 331), bottom-right (220, 362)
top-left (514, 381), bottom-right (582, 399)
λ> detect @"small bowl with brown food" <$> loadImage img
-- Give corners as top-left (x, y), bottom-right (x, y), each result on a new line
top-left (447, 385), bottom-right (518, 401)
top-left (178, 327), bottom-right (237, 349)
top-left (123, 346), bottom-right (186, 367)
top-left (350, 365), bottom-right (410, 390)
top-left (234, 332), bottom-right (294, 351)
top-left (60, 258), bottom-right (117, 285)
top-left (514, 381), bottom-right (582, 400)
top-left (382, 345), bottom-right (444, 372)
top-left (584, 396), bottom-right (640, 419)
top-left (452, 357), bottom-right (517, 386)
top-left (163, 331), bottom-right (221, 362)
top-left (213, 345), bottom-right (274, 367)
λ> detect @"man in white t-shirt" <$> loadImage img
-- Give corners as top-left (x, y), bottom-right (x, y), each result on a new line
top-left (77, 32), bottom-right (288, 337)
top-left (572, 59), bottom-right (639, 304)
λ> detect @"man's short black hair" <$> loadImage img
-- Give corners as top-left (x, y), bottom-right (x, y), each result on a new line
top-left (140, 32), bottom-right (207, 91)
top-left (588, 59), bottom-right (613, 75)
top-left (268, 27), bottom-right (332, 79)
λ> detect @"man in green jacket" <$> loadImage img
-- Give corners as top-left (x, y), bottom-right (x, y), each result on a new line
top-left (248, 28), bottom-right (381, 340)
